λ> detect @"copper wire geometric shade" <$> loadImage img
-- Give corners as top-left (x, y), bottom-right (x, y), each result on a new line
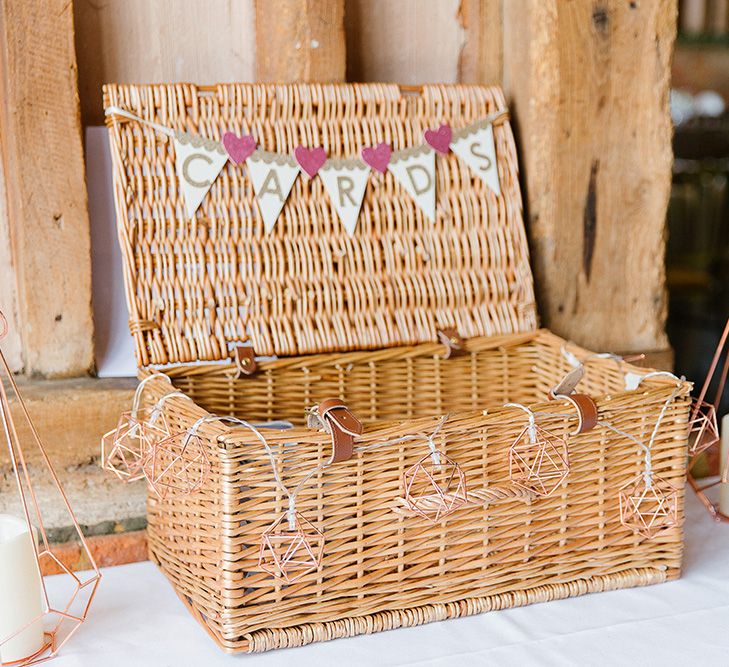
top-left (509, 424), bottom-right (569, 497)
top-left (141, 431), bottom-right (209, 499)
top-left (686, 317), bottom-right (729, 522)
top-left (619, 474), bottom-right (679, 538)
top-left (101, 408), bottom-right (170, 483)
top-left (0, 312), bottom-right (100, 665)
top-left (687, 399), bottom-right (720, 457)
top-left (258, 512), bottom-right (325, 584)
top-left (402, 451), bottom-right (468, 522)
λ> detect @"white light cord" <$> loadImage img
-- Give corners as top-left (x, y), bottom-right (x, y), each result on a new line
top-left (105, 106), bottom-right (175, 137)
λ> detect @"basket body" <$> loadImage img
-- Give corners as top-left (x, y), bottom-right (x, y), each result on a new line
top-left (103, 83), bottom-right (691, 654)
top-left (141, 332), bottom-right (690, 653)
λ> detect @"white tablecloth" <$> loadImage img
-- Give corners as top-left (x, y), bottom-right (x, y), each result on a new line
top-left (46, 492), bottom-right (729, 666)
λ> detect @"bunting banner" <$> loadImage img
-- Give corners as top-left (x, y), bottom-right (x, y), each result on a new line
top-left (449, 118), bottom-right (501, 196)
top-left (319, 159), bottom-right (371, 237)
top-left (387, 145), bottom-right (436, 222)
top-left (174, 132), bottom-right (229, 218)
top-left (246, 151), bottom-right (301, 233)
top-left (105, 106), bottom-right (506, 234)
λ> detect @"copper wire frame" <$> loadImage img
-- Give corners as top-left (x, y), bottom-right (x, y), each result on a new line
top-left (258, 512), bottom-right (325, 584)
top-left (100, 408), bottom-right (170, 483)
top-left (0, 313), bottom-right (100, 666)
top-left (618, 474), bottom-right (679, 538)
top-left (141, 430), bottom-right (210, 499)
top-left (402, 450), bottom-right (468, 522)
top-left (687, 317), bottom-right (729, 523)
top-left (508, 423), bottom-right (570, 497)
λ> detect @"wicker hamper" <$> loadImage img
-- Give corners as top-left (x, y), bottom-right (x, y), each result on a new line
top-left (103, 83), bottom-right (692, 654)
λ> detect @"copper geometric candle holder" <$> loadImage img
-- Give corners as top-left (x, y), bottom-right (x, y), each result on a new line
top-left (258, 512), bottom-right (325, 584)
top-left (141, 430), bottom-right (209, 499)
top-left (509, 423), bottom-right (569, 497)
top-left (686, 316), bottom-right (729, 522)
top-left (618, 474), bottom-right (679, 538)
top-left (0, 312), bottom-right (100, 665)
top-left (100, 407), bottom-right (170, 483)
top-left (686, 399), bottom-right (720, 457)
top-left (402, 451), bottom-right (468, 522)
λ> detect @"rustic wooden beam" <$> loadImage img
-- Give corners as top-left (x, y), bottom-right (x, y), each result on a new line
top-left (458, 0), bottom-right (503, 84)
top-left (0, 0), bottom-right (94, 377)
top-left (0, 377), bottom-right (142, 537)
top-left (255, 0), bottom-right (346, 82)
top-left (345, 0), bottom-right (463, 84)
top-left (74, 0), bottom-right (257, 127)
top-left (503, 0), bottom-right (676, 353)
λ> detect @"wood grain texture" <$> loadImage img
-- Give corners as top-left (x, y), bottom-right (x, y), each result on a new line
top-left (345, 0), bottom-right (464, 84)
top-left (503, 0), bottom-right (676, 353)
top-left (255, 0), bottom-right (345, 82)
top-left (0, 0), bottom-right (94, 377)
top-left (74, 0), bottom-right (256, 126)
top-left (458, 0), bottom-right (503, 84)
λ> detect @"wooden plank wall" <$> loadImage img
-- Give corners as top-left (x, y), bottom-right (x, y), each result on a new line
top-left (503, 0), bottom-right (676, 353)
top-left (0, 0), bottom-right (678, 565)
top-left (72, 0), bottom-right (674, 356)
top-left (0, 0), bottom-right (94, 377)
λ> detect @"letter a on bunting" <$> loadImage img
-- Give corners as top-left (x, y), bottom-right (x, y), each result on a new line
top-left (246, 151), bottom-right (301, 233)
top-left (319, 159), bottom-right (371, 237)
top-left (388, 145), bottom-right (437, 222)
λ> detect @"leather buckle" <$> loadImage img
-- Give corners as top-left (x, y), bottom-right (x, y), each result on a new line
top-left (308, 398), bottom-right (362, 464)
top-left (233, 346), bottom-right (257, 377)
top-left (549, 367), bottom-right (597, 435)
top-left (437, 328), bottom-right (465, 360)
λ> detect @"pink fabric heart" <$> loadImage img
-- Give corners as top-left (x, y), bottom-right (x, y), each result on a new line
top-left (294, 145), bottom-right (327, 178)
top-left (361, 142), bottom-right (392, 174)
top-left (424, 124), bottom-right (452, 154)
top-left (223, 132), bottom-right (256, 164)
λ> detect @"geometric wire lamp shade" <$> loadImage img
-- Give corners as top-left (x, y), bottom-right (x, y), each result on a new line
top-left (101, 408), bottom-right (170, 483)
top-left (0, 312), bottom-right (100, 665)
top-left (618, 474), bottom-right (679, 538)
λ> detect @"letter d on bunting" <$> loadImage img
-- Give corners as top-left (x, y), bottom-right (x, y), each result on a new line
top-left (388, 145), bottom-right (437, 222)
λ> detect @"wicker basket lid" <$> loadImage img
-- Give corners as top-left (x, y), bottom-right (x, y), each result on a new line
top-left (104, 83), bottom-right (537, 367)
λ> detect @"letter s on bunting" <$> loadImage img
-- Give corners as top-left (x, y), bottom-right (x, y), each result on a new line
top-left (450, 119), bottom-right (501, 196)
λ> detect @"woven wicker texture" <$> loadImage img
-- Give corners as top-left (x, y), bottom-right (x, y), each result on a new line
top-left (141, 332), bottom-right (690, 654)
top-left (103, 83), bottom-right (691, 655)
top-left (103, 83), bottom-right (537, 365)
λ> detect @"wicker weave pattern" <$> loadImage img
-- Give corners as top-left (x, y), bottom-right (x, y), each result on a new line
top-left (142, 332), bottom-right (690, 653)
top-left (103, 83), bottom-right (537, 365)
top-left (104, 83), bottom-right (691, 655)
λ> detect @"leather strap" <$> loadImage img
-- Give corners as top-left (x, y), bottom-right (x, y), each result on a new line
top-left (437, 328), bottom-right (465, 359)
top-left (551, 392), bottom-right (598, 436)
top-left (233, 346), bottom-right (257, 376)
top-left (316, 399), bottom-right (362, 464)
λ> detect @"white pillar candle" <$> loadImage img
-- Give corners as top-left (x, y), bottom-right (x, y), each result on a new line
top-left (720, 414), bottom-right (729, 518)
top-left (0, 515), bottom-right (44, 664)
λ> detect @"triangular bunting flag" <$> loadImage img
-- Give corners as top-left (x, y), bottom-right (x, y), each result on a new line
top-left (388, 145), bottom-right (437, 222)
top-left (450, 119), bottom-right (500, 195)
top-left (246, 151), bottom-right (301, 233)
top-left (319, 159), bottom-right (370, 237)
top-left (174, 132), bottom-right (229, 218)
